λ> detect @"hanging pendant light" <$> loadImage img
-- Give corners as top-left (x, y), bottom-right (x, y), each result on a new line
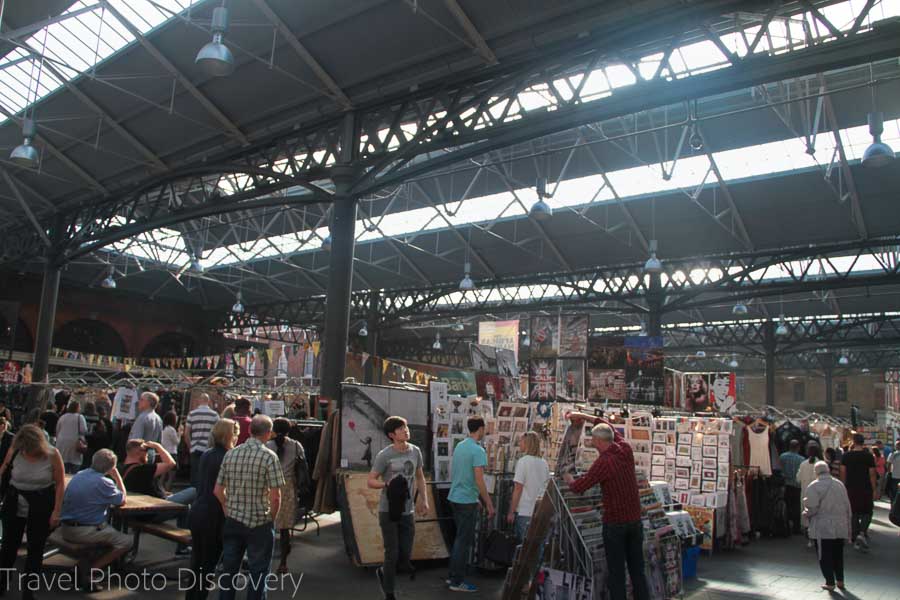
top-left (861, 111), bottom-right (895, 168)
top-left (358, 322), bottom-right (368, 337)
top-left (838, 353), bottom-right (849, 366)
top-left (10, 118), bottom-right (39, 168)
top-left (521, 330), bottom-right (530, 347)
top-left (732, 301), bottom-right (749, 316)
top-left (644, 239), bottom-right (663, 274)
top-left (322, 233), bottom-right (332, 252)
top-left (195, 6), bottom-right (235, 77)
top-left (695, 350), bottom-right (706, 358)
top-left (529, 177), bottom-right (553, 222)
top-left (232, 291), bottom-right (244, 314)
top-left (459, 261), bottom-right (475, 291)
top-left (432, 332), bottom-right (442, 350)
top-left (775, 317), bottom-right (788, 337)
top-left (100, 265), bottom-right (116, 289)
top-left (728, 354), bottom-right (739, 369)
top-left (451, 322), bottom-right (465, 332)
top-left (190, 254), bottom-right (204, 273)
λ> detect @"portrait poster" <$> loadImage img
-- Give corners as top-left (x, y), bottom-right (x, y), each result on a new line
top-left (529, 359), bottom-right (556, 402)
top-left (475, 372), bottom-right (502, 403)
top-left (587, 369), bottom-right (626, 402)
top-left (709, 372), bottom-right (737, 415)
top-left (469, 343), bottom-right (498, 373)
top-left (587, 336), bottom-right (626, 369)
top-left (558, 315), bottom-right (589, 357)
top-left (556, 359), bottom-right (585, 402)
top-left (624, 343), bottom-right (664, 405)
top-left (683, 373), bottom-right (710, 412)
top-left (495, 348), bottom-right (518, 378)
top-left (530, 316), bottom-right (558, 358)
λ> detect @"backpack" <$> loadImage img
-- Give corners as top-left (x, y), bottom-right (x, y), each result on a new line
top-left (386, 474), bottom-right (410, 522)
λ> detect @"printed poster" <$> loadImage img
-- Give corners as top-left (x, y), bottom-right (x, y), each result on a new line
top-left (495, 348), bottom-right (518, 378)
top-left (556, 359), bottom-right (585, 402)
top-left (469, 343), bottom-right (498, 373)
top-left (587, 336), bottom-right (626, 369)
top-left (529, 359), bottom-right (556, 401)
top-left (475, 372), bottom-right (502, 402)
top-left (558, 315), bottom-right (589, 357)
top-left (587, 369), bottom-right (626, 402)
top-left (625, 340), bottom-right (664, 405)
top-left (684, 373), bottom-right (710, 412)
top-left (710, 372), bottom-right (737, 415)
top-left (477, 319), bottom-right (520, 361)
top-left (530, 316), bottom-right (558, 358)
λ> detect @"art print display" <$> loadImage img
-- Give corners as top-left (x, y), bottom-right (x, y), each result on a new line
top-left (469, 343), bottom-right (498, 373)
top-left (341, 384), bottom-right (429, 470)
top-left (530, 316), bottom-right (559, 358)
top-left (529, 359), bottom-right (556, 401)
top-left (558, 315), bottom-right (589, 357)
top-left (556, 359), bottom-right (585, 402)
top-left (587, 336), bottom-right (626, 369)
top-left (625, 342), bottom-right (664, 405)
top-left (587, 369), bottom-right (626, 401)
top-left (495, 348), bottom-right (518, 377)
top-left (683, 373), bottom-right (709, 411)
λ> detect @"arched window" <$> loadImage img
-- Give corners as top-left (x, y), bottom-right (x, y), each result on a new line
top-left (55, 319), bottom-right (126, 356)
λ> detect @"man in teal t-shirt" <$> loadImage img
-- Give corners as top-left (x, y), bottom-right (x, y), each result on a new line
top-left (447, 416), bottom-right (494, 592)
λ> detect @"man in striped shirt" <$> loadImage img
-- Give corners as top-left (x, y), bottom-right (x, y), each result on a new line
top-left (184, 393), bottom-right (220, 488)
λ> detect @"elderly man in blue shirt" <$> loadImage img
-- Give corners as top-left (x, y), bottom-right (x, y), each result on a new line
top-left (60, 448), bottom-right (132, 586)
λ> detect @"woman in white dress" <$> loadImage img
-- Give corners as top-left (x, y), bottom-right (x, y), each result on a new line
top-left (55, 400), bottom-right (87, 474)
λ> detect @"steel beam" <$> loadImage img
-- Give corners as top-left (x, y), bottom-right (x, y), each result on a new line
top-left (443, 0), bottom-right (498, 65)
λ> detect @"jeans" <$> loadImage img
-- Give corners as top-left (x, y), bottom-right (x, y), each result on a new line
top-left (514, 515), bottom-right (545, 568)
top-left (151, 486), bottom-right (197, 528)
top-left (448, 502), bottom-right (478, 586)
top-left (784, 486), bottom-right (802, 534)
top-left (0, 512), bottom-right (51, 597)
top-left (888, 477), bottom-right (899, 501)
top-left (378, 512), bottom-right (415, 595)
top-left (602, 520), bottom-right (650, 600)
top-left (190, 451), bottom-right (205, 489)
top-left (187, 508), bottom-right (224, 600)
top-left (219, 518), bottom-right (275, 600)
top-left (816, 539), bottom-right (844, 586)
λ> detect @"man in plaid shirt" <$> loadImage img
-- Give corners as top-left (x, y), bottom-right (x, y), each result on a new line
top-left (563, 413), bottom-right (650, 600)
top-left (214, 415), bottom-right (286, 600)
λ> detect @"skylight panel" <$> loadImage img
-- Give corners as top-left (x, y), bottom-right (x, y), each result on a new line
top-left (0, 0), bottom-right (193, 122)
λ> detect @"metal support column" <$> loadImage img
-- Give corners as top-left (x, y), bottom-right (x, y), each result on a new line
top-left (364, 290), bottom-right (379, 384)
top-left (319, 113), bottom-right (359, 407)
top-left (31, 261), bottom-right (60, 385)
top-left (647, 272), bottom-right (663, 338)
top-left (824, 363), bottom-right (834, 416)
top-left (763, 321), bottom-right (776, 406)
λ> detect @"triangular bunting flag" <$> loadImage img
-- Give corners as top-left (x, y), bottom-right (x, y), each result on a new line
top-left (361, 352), bottom-right (370, 366)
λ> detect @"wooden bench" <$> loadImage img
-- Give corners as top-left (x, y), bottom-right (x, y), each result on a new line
top-left (44, 530), bottom-right (101, 562)
top-left (132, 522), bottom-right (192, 545)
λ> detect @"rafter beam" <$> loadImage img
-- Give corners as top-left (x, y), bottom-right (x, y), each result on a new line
top-left (249, 0), bottom-right (353, 110)
top-left (443, 0), bottom-right (498, 65)
top-left (0, 170), bottom-right (51, 247)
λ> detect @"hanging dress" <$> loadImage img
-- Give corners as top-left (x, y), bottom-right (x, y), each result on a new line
top-left (747, 427), bottom-right (772, 476)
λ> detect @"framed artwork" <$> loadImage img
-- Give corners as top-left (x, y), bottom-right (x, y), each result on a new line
top-left (652, 444), bottom-right (666, 455)
top-left (556, 359), bottom-right (585, 402)
top-left (701, 480), bottom-right (717, 493)
top-left (677, 445), bottom-right (691, 457)
top-left (675, 468), bottom-right (690, 478)
top-left (689, 475), bottom-right (701, 489)
top-left (559, 315), bottom-right (589, 357)
top-left (702, 458), bottom-right (717, 469)
top-left (530, 316), bottom-right (558, 358)
top-left (678, 433), bottom-right (694, 446)
top-left (676, 456), bottom-right (691, 467)
top-left (652, 454), bottom-right (666, 466)
top-left (665, 446), bottom-right (676, 459)
top-left (691, 447), bottom-right (703, 461)
top-left (529, 360), bottom-right (556, 401)
top-left (702, 446), bottom-right (718, 458)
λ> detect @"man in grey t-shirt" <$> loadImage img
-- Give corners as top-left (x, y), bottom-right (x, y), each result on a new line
top-left (367, 416), bottom-right (428, 600)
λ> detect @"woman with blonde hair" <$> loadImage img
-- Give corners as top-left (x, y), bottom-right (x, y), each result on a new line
top-left (507, 431), bottom-right (550, 541)
top-left (0, 425), bottom-right (65, 600)
top-left (187, 418), bottom-right (238, 600)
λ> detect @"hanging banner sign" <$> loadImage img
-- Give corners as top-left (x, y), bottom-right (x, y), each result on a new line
top-left (478, 319), bottom-right (520, 361)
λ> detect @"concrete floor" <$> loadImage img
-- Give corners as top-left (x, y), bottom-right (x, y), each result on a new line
top-left (10, 501), bottom-right (899, 599)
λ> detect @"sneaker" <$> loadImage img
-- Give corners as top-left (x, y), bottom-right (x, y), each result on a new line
top-left (856, 534), bottom-right (869, 549)
top-left (806, 540), bottom-right (814, 549)
top-left (853, 541), bottom-right (862, 551)
top-left (448, 582), bottom-right (478, 593)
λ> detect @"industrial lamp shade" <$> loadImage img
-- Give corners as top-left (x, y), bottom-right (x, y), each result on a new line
top-left (459, 262), bottom-right (475, 291)
top-left (101, 275), bottom-right (116, 289)
top-left (728, 357), bottom-right (739, 369)
top-left (861, 112), bottom-right (895, 168)
top-left (695, 350), bottom-right (706, 358)
top-left (732, 302), bottom-right (749, 316)
top-left (529, 198), bottom-right (553, 221)
top-left (838, 355), bottom-right (849, 366)
top-left (191, 257), bottom-right (204, 273)
top-left (775, 321), bottom-right (788, 336)
top-left (432, 332), bottom-right (442, 350)
top-left (322, 234), bottom-right (332, 252)
top-left (358, 324), bottom-right (368, 337)
top-left (232, 291), bottom-right (244, 314)
top-left (644, 240), bottom-right (663, 274)
top-left (195, 8), bottom-right (234, 77)
top-left (10, 139), bottom-right (39, 168)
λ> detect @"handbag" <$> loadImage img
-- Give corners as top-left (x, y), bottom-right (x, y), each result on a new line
top-left (0, 449), bottom-right (19, 498)
top-left (484, 529), bottom-right (518, 566)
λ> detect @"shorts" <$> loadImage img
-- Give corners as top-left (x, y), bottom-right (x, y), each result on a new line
top-left (61, 523), bottom-right (133, 551)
